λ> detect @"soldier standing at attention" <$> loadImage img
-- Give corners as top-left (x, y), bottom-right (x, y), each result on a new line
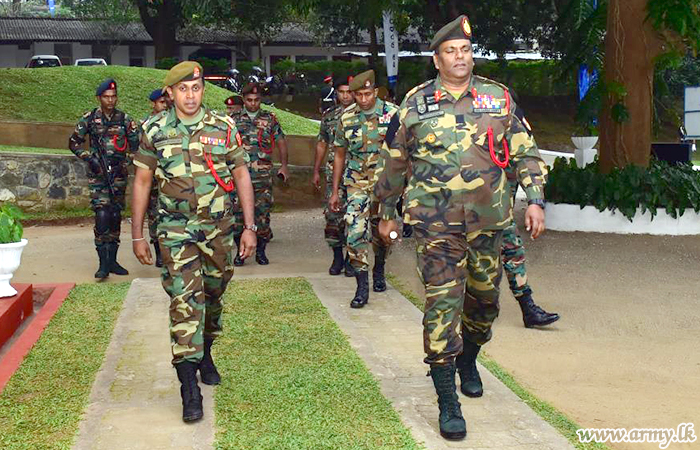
top-left (375, 16), bottom-right (548, 440)
top-left (224, 94), bottom-right (243, 116)
top-left (329, 70), bottom-right (398, 309)
top-left (231, 82), bottom-right (290, 266)
top-left (69, 78), bottom-right (139, 279)
top-left (138, 88), bottom-right (172, 268)
top-left (312, 76), bottom-right (355, 276)
top-left (131, 61), bottom-right (257, 423)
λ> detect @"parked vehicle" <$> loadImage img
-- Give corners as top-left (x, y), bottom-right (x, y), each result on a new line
top-left (26, 55), bottom-right (61, 68)
top-left (75, 58), bottom-right (107, 66)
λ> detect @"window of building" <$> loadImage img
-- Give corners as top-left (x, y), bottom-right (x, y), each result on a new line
top-left (129, 45), bottom-right (145, 67)
top-left (55, 43), bottom-right (73, 65)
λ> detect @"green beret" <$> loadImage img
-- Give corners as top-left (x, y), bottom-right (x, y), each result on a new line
top-left (429, 15), bottom-right (473, 51)
top-left (162, 61), bottom-right (203, 93)
top-left (349, 70), bottom-right (375, 91)
top-left (241, 82), bottom-right (261, 95)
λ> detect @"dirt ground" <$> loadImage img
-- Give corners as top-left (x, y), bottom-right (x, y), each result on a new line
top-left (14, 205), bottom-right (700, 450)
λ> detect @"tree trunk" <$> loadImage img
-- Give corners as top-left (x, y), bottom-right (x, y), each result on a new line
top-left (598, 0), bottom-right (663, 173)
top-left (136, 0), bottom-right (180, 61)
top-left (368, 18), bottom-right (379, 71)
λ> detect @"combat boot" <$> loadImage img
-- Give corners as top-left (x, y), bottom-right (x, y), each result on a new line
top-left (107, 243), bottom-right (129, 275)
top-left (175, 361), bottom-right (203, 423)
top-left (153, 241), bottom-right (163, 268)
top-left (94, 244), bottom-right (110, 280)
top-left (255, 238), bottom-right (269, 265)
top-left (233, 236), bottom-right (244, 266)
top-left (344, 253), bottom-right (355, 277)
top-left (328, 246), bottom-right (344, 275)
top-left (372, 247), bottom-right (387, 292)
top-left (456, 340), bottom-right (483, 398)
top-left (517, 294), bottom-right (560, 328)
top-left (199, 338), bottom-right (221, 385)
top-left (430, 363), bottom-right (467, 440)
top-left (350, 271), bottom-right (369, 308)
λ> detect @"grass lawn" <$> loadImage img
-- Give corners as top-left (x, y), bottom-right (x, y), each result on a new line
top-left (0, 66), bottom-right (317, 135)
top-left (0, 144), bottom-right (71, 155)
top-left (214, 278), bottom-right (421, 450)
top-left (385, 273), bottom-right (608, 450)
top-left (0, 282), bottom-right (129, 450)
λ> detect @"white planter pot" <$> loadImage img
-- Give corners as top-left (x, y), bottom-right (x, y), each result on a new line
top-left (571, 136), bottom-right (599, 167)
top-left (0, 239), bottom-right (28, 298)
top-left (545, 203), bottom-right (700, 235)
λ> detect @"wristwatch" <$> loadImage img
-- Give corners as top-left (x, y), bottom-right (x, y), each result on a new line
top-left (244, 224), bottom-right (258, 232)
top-left (527, 199), bottom-right (546, 210)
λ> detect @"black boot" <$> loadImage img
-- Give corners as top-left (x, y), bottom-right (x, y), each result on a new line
top-left (108, 243), bottom-right (129, 275)
top-left (402, 223), bottom-right (413, 238)
top-left (372, 247), bottom-right (387, 292)
top-left (517, 294), bottom-right (560, 328)
top-left (456, 340), bottom-right (483, 398)
top-left (344, 253), bottom-right (355, 278)
top-left (430, 364), bottom-right (467, 441)
top-left (255, 238), bottom-right (269, 265)
top-left (350, 271), bottom-right (369, 309)
top-left (94, 244), bottom-right (110, 279)
top-left (199, 338), bottom-right (221, 386)
top-left (153, 241), bottom-right (163, 268)
top-left (329, 246), bottom-right (344, 276)
top-left (175, 361), bottom-right (203, 423)
top-left (233, 236), bottom-right (244, 266)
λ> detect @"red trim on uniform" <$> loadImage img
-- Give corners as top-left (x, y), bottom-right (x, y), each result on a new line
top-left (504, 89), bottom-right (511, 115)
top-left (487, 127), bottom-right (509, 169)
top-left (258, 128), bottom-right (275, 154)
top-left (235, 132), bottom-right (242, 147)
top-left (226, 126), bottom-right (232, 147)
top-left (471, 87), bottom-right (478, 98)
top-left (434, 90), bottom-right (443, 103)
top-left (112, 135), bottom-right (127, 152)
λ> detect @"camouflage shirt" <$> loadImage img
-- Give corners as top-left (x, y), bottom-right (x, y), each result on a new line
top-left (374, 75), bottom-right (548, 233)
top-left (317, 103), bottom-right (345, 174)
top-left (333, 99), bottom-right (399, 189)
top-left (69, 107), bottom-right (140, 161)
top-left (134, 107), bottom-right (249, 220)
top-left (232, 108), bottom-right (285, 172)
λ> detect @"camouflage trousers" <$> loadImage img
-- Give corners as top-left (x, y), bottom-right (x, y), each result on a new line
top-left (501, 220), bottom-right (531, 298)
top-left (147, 180), bottom-right (159, 244)
top-left (233, 173), bottom-right (273, 242)
top-left (159, 215), bottom-right (235, 365)
top-left (89, 172), bottom-right (127, 246)
top-left (345, 186), bottom-right (389, 272)
top-left (324, 170), bottom-right (347, 248)
top-left (415, 228), bottom-right (504, 365)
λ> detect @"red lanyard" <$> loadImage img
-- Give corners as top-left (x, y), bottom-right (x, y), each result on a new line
top-left (257, 128), bottom-right (275, 154)
top-left (202, 127), bottom-right (235, 193)
top-left (112, 135), bottom-right (127, 152)
top-left (487, 127), bottom-right (510, 169)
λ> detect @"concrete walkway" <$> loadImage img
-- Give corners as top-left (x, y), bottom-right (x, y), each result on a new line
top-left (71, 274), bottom-right (574, 450)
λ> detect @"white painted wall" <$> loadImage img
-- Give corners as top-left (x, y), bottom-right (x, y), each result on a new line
top-left (111, 45), bottom-right (129, 66)
top-left (16, 48), bottom-right (31, 67)
top-left (181, 45), bottom-right (200, 61)
top-left (32, 42), bottom-right (54, 55)
top-left (0, 45), bottom-right (17, 67)
top-left (72, 43), bottom-right (92, 61)
top-left (144, 46), bottom-right (155, 67)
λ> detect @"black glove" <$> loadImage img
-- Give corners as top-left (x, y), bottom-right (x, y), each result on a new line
top-left (87, 156), bottom-right (102, 174)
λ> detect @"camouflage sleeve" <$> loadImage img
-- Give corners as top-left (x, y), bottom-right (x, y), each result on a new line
top-left (271, 114), bottom-right (285, 141)
top-left (134, 126), bottom-right (157, 171)
top-left (332, 117), bottom-right (348, 149)
top-left (317, 114), bottom-right (331, 144)
top-left (374, 105), bottom-right (410, 220)
top-left (226, 127), bottom-right (250, 171)
top-left (68, 113), bottom-right (90, 160)
top-left (506, 100), bottom-right (548, 202)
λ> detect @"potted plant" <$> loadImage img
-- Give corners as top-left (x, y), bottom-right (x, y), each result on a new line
top-left (571, 119), bottom-right (599, 168)
top-left (0, 203), bottom-right (28, 298)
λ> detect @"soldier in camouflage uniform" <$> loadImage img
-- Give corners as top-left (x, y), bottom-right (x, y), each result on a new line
top-left (131, 62), bottom-right (257, 423)
top-left (312, 76), bottom-right (355, 277)
top-left (69, 78), bottom-right (140, 280)
top-left (231, 82), bottom-right (289, 266)
top-left (330, 70), bottom-right (399, 309)
top-left (224, 94), bottom-right (243, 116)
top-left (375, 16), bottom-right (548, 440)
top-left (139, 88), bottom-right (172, 268)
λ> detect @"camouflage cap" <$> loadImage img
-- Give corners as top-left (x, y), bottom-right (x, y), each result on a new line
top-left (161, 61), bottom-right (203, 93)
top-left (429, 15), bottom-right (473, 51)
top-left (225, 95), bottom-right (244, 106)
top-left (96, 78), bottom-right (117, 96)
top-left (349, 70), bottom-right (375, 91)
top-left (148, 88), bottom-right (164, 102)
top-left (241, 82), bottom-right (261, 95)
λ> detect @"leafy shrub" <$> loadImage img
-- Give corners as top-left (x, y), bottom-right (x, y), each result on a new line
top-left (155, 57), bottom-right (179, 70)
top-left (545, 157), bottom-right (700, 221)
top-left (0, 203), bottom-right (24, 244)
top-left (192, 56), bottom-right (229, 75)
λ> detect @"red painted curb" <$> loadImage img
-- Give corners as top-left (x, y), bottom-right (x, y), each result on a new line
top-left (0, 282), bottom-right (75, 394)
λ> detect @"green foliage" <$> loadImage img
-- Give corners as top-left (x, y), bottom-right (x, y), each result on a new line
top-left (476, 60), bottom-right (575, 97)
top-left (545, 157), bottom-right (700, 221)
top-left (155, 57), bottom-right (179, 70)
top-left (647, 0), bottom-right (700, 51)
top-left (190, 56), bottom-right (228, 74)
top-left (0, 203), bottom-right (23, 244)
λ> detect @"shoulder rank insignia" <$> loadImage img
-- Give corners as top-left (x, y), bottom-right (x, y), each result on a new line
top-left (426, 133), bottom-right (437, 144)
top-left (200, 135), bottom-right (227, 146)
top-left (473, 95), bottom-right (502, 114)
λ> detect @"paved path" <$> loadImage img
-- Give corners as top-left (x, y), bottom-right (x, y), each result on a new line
top-left (71, 275), bottom-right (574, 450)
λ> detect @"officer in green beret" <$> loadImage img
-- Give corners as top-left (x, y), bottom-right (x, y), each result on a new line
top-left (330, 69), bottom-right (399, 308)
top-left (224, 94), bottom-right (243, 116)
top-left (375, 15), bottom-right (548, 440)
top-left (131, 61), bottom-right (257, 423)
top-left (69, 78), bottom-right (140, 279)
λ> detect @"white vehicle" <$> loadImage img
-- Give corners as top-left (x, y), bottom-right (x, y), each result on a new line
top-left (26, 55), bottom-right (62, 68)
top-left (74, 58), bottom-right (107, 66)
